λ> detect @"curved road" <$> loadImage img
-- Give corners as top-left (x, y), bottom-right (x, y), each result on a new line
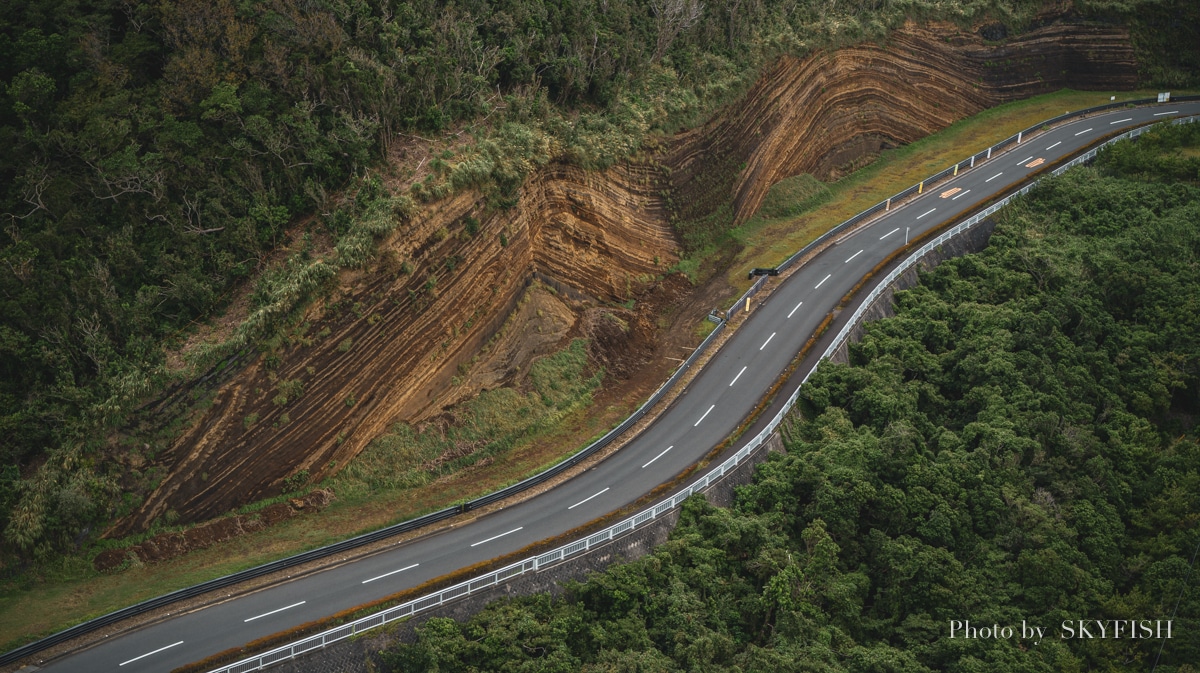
top-left (33, 102), bottom-right (1200, 673)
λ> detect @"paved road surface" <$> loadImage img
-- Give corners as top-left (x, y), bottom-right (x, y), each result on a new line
top-left (35, 102), bottom-right (1200, 673)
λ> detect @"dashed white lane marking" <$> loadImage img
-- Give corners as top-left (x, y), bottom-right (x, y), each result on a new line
top-left (1075, 128), bottom-right (1092, 136)
top-left (880, 227), bottom-right (900, 240)
top-left (568, 487), bottom-right (610, 510)
top-left (952, 189), bottom-right (971, 201)
top-left (917, 208), bottom-right (936, 219)
top-left (245, 601), bottom-right (307, 623)
top-left (845, 249), bottom-right (864, 263)
top-left (986, 172), bottom-right (1003, 182)
top-left (1017, 156), bottom-right (1033, 165)
top-left (362, 564), bottom-right (419, 584)
top-left (642, 446), bottom-right (674, 469)
top-left (1154, 111), bottom-right (1179, 116)
top-left (730, 366), bottom-right (747, 386)
top-left (120, 641), bottom-right (185, 666)
top-left (1109, 117), bottom-right (1133, 125)
top-left (1046, 141), bottom-right (1061, 150)
top-left (694, 404), bottom-right (715, 427)
top-left (787, 301), bottom-right (803, 318)
top-left (815, 274), bottom-right (831, 289)
top-left (760, 332), bottom-right (776, 350)
top-left (471, 527), bottom-right (523, 547)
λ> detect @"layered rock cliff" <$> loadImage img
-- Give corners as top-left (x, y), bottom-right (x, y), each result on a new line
top-left (111, 15), bottom-right (1137, 536)
top-left (667, 18), bottom-right (1136, 226)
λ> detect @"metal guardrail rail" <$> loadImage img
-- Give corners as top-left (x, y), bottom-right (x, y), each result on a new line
top-left (815, 113), bottom-right (1198, 371)
top-left (4, 98), bottom-right (1194, 670)
top-left (202, 112), bottom-right (1197, 673)
top-left (717, 96), bottom-right (1200, 318)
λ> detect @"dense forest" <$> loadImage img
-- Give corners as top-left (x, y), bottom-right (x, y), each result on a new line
top-left (379, 123), bottom-right (1200, 672)
top-left (0, 0), bottom-right (1197, 560)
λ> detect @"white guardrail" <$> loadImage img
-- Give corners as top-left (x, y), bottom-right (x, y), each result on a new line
top-left (206, 114), bottom-right (1197, 673)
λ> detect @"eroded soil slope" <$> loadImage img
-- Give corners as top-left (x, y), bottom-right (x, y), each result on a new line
top-left (111, 14), bottom-right (1136, 537)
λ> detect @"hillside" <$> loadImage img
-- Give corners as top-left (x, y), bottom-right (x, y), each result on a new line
top-left (1, 0), bottom-right (1196, 565)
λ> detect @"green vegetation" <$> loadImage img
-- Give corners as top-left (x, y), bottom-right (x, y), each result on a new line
top-left (380, 123), bottom-right (1200, 672)
top-left (332, 339), bottom-right (603, 500)
top-left (0, 0), bottom-right (1080, 563)
top-left (0, 0), bottom-right (1197, 643)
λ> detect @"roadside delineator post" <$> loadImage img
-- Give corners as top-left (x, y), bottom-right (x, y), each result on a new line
top-left (885, 198), bottom-right (890, 211)
top-left (918, 181), bottom-right (924, 194)
top-left (953, 164), bottom-right (958, 176)
top-left (1017, 131), bottom-right (1022, 144)
top-left (987, 147), bottom-right (992, 159)
top-left (970, 155), bottom-right (975, 168)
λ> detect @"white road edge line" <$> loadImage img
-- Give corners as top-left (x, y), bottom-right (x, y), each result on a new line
top-left (986, 172), bottom-right (1003, 182)
top-left (845, 249), bottom-right (864, 263)
top-left (694, 404), bottom-right (715, 427)
top-left (642, 446), bottom-right (674, 469)
top-left (568, 487), bottom-right (610, 510)
top-left (1075, 128), bottom-right (1092, 136)
top-left (1109, 117), bottom-right (1133, 124)
top-left (787, 301), bottom-right (803, 318)
top-left (362, 563), bottom-right (419, 584)
top-left (729, 366), bottom-right (747, 386)
top-left (815, 274), bottom-right (831, 289)
top-left (1046, 141), bottom-right (1061, 150)
top-left (952, 189), bottom-right (971, 201)
top-left (245, 601), bottom-right (307, 623)
top-left (471, 527), bottom-right (523, 547)
top-left (1154, 111), bottom-right (1178, 116)
top-left (880, 227), bottom-right (900, 240)
top-left (119, 641), bottom-right (184, 666)
top-left (1017, 156), bottom-right (1033, 165)
top-left (760, 332), bottom-right (776, 350)
top-left (917, 208), bottom-right (936, 219)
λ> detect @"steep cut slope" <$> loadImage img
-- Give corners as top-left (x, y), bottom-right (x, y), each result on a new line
top-left (111, 15), bottom-right (1137, 536)
top-left (667, 18), bottom-right (1136, 227)
top-left (112, 163), bottom-right (675, 533)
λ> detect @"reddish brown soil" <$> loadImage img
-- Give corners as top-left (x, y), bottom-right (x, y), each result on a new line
top-left (107, 13), bottom-right (1136, 539)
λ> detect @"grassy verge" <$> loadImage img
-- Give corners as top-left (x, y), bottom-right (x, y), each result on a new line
top-left (1, 87), bottom-right (1192, 656)
top-left (712, 88), bottom-right (1198, 299)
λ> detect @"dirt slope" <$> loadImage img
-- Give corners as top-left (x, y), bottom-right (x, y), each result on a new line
top-left (110, 14), bottom-right (1136, 536)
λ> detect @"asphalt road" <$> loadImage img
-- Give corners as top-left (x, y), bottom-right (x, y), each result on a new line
top-left (34, 102), bottom-right (1200, 673)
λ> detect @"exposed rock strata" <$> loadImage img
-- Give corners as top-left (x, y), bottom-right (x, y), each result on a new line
top-left (110, 16), bottom-right (1137, 536)
top-left (666, 19), bottom-right (1136, 225)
